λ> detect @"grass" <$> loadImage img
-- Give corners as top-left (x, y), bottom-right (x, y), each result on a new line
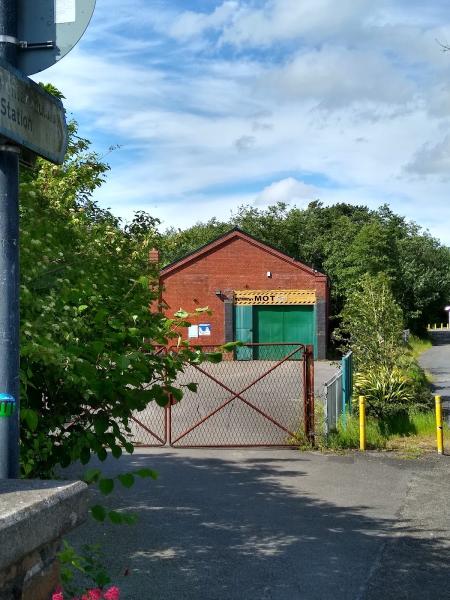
top-left (323, 411), bottom-right (449, 455)
top-left (408, 334), bottom-right (432, 359)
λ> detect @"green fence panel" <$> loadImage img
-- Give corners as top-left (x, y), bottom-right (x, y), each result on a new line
top-left (341, 351), bottom-right (353, 422)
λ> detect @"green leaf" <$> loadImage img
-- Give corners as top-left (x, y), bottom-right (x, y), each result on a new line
top-left (168, 386), bottom-right (183, 402)
top-left (94, 415), bottom-right (109, 436)
top-left (174, 309), bottom-right (189, 319)
top-left (108, 510), bottom-right (124, 524)
top-left (205, 352), bottom-right (223, 364)
top-left (124, 441), bottom-right (134, 454)
top-left (97, 447), bottom-right (107, 462)
top-left (83, 468), bottom-right (101, 484)
top-left (90, 505), bottom-right (107, 522)
top-left (98, 478), bottom-right (114, 495)
top-left (221, 341), bottom-right (243, 351)
top-left (118, 355), bottom-right (130, 371)
top-left (80, 447), bottom-right (91, 465)
top-left (108, 510), bottom-right (137, 525)
top-left (134, 468), bottom-right (158, 480)
top-left (118, 473), bottom-right (135, 488)
top-left (111, 445), bottom-right (122, 459)
top-left (185, 382), bottom-right (198, 393)
top-left (21, 408), bottom-right (38, 432)
top-left (155, 395), bottom-right (169, 407)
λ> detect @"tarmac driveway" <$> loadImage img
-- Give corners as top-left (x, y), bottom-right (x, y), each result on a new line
top-left (66, 449), bottom-right (450, 600)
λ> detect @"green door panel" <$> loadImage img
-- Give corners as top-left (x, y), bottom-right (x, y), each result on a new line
top-left (234, 305), bottom-right (253, 360)
top-left (254, 305), bottom-right (314, 360)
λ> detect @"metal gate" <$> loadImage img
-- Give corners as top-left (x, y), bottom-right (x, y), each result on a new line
top-left (128, 343), bottom-right (314, 448)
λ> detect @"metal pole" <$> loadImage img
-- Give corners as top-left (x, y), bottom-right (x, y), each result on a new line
top-left (0, 0), bottom-right (20, 479)
top-left (359, 396), bottom-right (366, 451)
top-left (435, 395), bottom-right (444, 455)
top-left (304, 345), bottom-right (315, 444)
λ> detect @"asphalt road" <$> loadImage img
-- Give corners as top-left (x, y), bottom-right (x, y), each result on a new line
top-left (129, 360), bottom-right (337, 446)
top-left (419, 330), bottom-right (450, 421)
top-left (66, 450), bottom-right (450, 600)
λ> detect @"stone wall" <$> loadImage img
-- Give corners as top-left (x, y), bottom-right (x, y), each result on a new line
top-left (0, 480), bottom-right (88, 600)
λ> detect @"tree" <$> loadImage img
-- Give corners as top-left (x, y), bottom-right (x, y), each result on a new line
top-left (337, 272), bottom-right (404, 369)
top-left (162, 201), bottom-right (450, 333)
top-left (19, 118), bottom-right (201, 477)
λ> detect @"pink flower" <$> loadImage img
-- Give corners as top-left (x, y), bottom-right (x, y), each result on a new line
top-left (103, 586), bottom-right (120, 600)
top-left (52, 587), bottom-right (64, 600)
top-left (86, 590), bottom-right (103, 600)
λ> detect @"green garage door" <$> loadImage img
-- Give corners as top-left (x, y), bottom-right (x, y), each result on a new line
top-left (254, 305), bottom-right (315, 359)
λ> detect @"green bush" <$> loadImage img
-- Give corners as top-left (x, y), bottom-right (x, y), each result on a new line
top-left (354, 366), bottom-right (415, 418)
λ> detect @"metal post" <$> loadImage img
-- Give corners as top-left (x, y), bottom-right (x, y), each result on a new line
top-left (359, 396), bottom-right (366, 451)
top-left (303, 345), bottom-right (315, 444)
top-left (0, 0), bottom-right (20, 479)
top-left (435, 395), bottom-right (444, 455)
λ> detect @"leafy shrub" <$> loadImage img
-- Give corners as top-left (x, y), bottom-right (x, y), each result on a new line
top-left (354, 366), bottom-right (415, 418)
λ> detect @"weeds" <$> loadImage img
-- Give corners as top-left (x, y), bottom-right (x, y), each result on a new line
top-left (324, 410), bottom-right (449, 453)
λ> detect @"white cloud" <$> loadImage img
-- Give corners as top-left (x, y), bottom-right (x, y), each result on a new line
top-left (255, 178), bottom-right (318, 206)
top-left (35, 0), bottom-right (450, 244)
top-left (405, 135), bottom-right (450, 178)
top-left (260, 46), bottom-right (416, 108)
top-left (218, 0), bottom-right (368, 47)
top-left (169, 1), bottom-right (239, 40)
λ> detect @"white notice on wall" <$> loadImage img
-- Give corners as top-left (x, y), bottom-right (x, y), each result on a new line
top-left (199, 324), bottom-right (211, 336)
top-left (55, 0), bottom-right (76, 23)
top-left (188, 325), bottom-right (199, 339)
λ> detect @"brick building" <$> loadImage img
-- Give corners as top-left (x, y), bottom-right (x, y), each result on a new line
top-left (159, 229), bottom-right (329, 359)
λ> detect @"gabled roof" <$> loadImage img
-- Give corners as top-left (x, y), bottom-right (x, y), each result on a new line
top-left (160, 228), bottom-right (326, 278)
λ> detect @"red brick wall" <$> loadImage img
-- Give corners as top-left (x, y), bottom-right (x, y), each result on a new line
top-left (160, 237), bottom-right (328, 346)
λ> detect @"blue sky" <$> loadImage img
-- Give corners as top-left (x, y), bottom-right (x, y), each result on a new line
top-left (38, 0), bottom-right (450, 242)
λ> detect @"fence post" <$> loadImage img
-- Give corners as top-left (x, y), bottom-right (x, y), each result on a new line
top-left (359, 395), bottom-right (366, 451)
top-left (435, 395), bottom-right (444, 455)
top-left (342, 351), bottom-right (353, 425)
top-left (304, 345), bottom-right (315, 444)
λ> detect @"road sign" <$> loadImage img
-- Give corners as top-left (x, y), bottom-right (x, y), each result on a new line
top-left (0, 61), bottom-right (67, 164)
top-left (17, 0), bottom-right (96, 75)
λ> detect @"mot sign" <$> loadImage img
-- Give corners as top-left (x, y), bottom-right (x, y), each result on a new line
top-left (0, 61), bottom-right (67, 164)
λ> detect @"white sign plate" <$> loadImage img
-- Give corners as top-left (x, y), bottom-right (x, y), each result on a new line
top-left (188, 325), bottom-right (199, 339)
top-left (0, 62), bottom-right (67, 164)
top-left (55, 0), bottom-right (76, 23)
top-left (17, 0), bottom-right (96, 75)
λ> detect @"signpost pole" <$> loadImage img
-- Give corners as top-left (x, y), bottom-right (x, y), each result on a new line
top-left (0, 0), bottom-right (20, 479)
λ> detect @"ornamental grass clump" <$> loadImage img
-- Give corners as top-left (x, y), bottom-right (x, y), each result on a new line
top-left (354, 366), bottom-right (415, 418)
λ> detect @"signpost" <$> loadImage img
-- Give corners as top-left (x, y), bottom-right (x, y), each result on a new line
top-left (0, 61), bottom-right (67, 162)
top-left (17, 0), bottom-right (96, 76)
top-left (0, 0), bottom-right (95, 478)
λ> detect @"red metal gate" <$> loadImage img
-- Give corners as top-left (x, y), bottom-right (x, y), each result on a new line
top-left (129, 344), bottom-right (314, 448)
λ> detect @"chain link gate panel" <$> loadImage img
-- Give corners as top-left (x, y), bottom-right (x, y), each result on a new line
top-left (127, 344), bottom-right (314, 448)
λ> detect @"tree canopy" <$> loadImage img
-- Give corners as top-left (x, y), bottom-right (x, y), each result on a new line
top-left (19, 119), bottom-right (197, 477)
top-left (161, 201), bottom-right (450, 331)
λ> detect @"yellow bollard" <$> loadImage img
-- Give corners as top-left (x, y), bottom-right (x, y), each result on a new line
top-left (441, 323), bottom-right (443, 330)
top-left (427, 324), bottom-right (430, 330)
top-left (435, 396), bottom-right (444, 455)
top-left (359, 395), bottom-right (366, 451)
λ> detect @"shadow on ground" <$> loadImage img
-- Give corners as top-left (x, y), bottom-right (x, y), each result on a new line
top-left (65, 451), bottom-right (449, 600)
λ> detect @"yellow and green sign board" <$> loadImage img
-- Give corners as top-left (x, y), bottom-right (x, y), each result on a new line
top-left (234, 289), bottom-right (316, 305)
